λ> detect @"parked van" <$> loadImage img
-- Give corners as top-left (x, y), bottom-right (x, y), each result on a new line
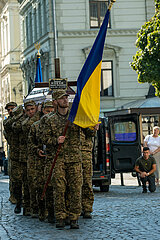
top-left (92, 113), bottom-right (142, 192)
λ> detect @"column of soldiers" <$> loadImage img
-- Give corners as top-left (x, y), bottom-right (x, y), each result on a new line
top-left (3, 90), bottom-right (99, 230)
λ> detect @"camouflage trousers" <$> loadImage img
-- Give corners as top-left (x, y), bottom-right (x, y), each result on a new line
top-left (27, 157), bottom-right (38, 215)
top-left (10, 160), bottom-right (22, 205)
top-left (82, 151), bottom-right (94, 213)
top-left (35, 158), bottom-right (47, 218)
top-left (52, 161), bottom-right (82, 221)
top-left (8, 158), bottom-right (16, 201)
top-left (21, 162), bottom-right (30, 209)
top-left (44, 159), bottom-right (55, 218)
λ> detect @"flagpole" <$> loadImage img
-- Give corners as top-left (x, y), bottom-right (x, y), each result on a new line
top-left (108, 0), bottom-right (116, 11)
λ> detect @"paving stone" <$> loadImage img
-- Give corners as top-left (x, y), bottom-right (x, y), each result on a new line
top-left (0, 173), bottom-right (160, 239)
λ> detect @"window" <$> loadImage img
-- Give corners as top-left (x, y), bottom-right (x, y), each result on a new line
top-left (26, 16), bottom-right (29, 47)
top-left (112, 121), bottom-right (137, 142)
top-left (22, 19), bottom-right (26, 49)
top-left (29, 12), bottom-right (33, 44)
top-left (101, 61), bottom-right (113, 96)
top-left (38, 2), bottom-right (42, 37)
top-left (34, 8), bottom-right (37, 41)
top-left (43, 0), bottom-right (47, 34)
top-left (90, 0), bottom-right (110, 28)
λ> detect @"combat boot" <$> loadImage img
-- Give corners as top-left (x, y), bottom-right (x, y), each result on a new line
top-left (65, 216), bottom-right (70, 225)
top-left (31, 207), bottom-right (39, 218)
top-left (14, 204), bottom-right (21, 214)
top-left (39, 209), bottom-right (46, 222)
top-left (83, 211), bottom-right (92, 219)
top-left (23, 207), bottom-right (31, 216)
top-left (56, 219), bottom-right (65, 229)
top-left (70, 220), bottom-right (79, 229)
top-left (48, 210), bottom-right (56, 224)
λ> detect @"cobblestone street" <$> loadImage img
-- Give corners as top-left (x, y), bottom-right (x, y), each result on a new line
top-left (0, 173), bottom-right (160, 240)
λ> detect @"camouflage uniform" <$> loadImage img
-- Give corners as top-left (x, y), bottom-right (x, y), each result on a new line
top-left (43, 111), bottom-right (83, 222)
top-left (39, 112), bottom-right (56, 221)
top-left (28, 120), bottom-right (40, 216)
top-left (12, 109), bottom-right (28, 210)
top-left (3, 102), bottom-right (18, 203)
top-left (22, 109), bottom-right (41, 214)
top-left (81, 130), bottom-right (95, 214)
top-left (27, 101), bottom-right (54, 219)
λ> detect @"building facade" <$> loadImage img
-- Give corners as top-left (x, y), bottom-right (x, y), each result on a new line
top-left (17, 0), bottom-right (155, 113)
top-left (0, 0), bottom-right (23, 147)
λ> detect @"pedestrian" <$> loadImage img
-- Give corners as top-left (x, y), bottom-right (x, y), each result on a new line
top-left (134, 147), bottom-right (156, 193)
top-left (3, 101), bottom-right (17, 204)
top-left (144, 126), bottom-right (160, 185)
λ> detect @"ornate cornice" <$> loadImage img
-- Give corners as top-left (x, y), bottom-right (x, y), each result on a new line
top-left (18, 0), bottom-right (34, 15)
top-left (0, 63), bottom-right (21, 77)
top-left (58, 29), bottom-right (138, 38)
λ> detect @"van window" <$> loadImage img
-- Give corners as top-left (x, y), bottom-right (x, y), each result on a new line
top-left (112, 121), bottom-right (137, 142)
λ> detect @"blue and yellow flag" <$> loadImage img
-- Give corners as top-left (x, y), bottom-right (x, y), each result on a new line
top-left (35, 54), bottom-right (43, 83)
top-left (68, 9), bottom-right (110, 128)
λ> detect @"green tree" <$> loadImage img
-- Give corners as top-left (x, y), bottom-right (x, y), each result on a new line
top-left (130, 0), bottom-right (160, 96)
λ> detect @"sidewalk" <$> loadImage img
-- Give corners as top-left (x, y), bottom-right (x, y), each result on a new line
top-left (111, 172), bottom-right (140, 186)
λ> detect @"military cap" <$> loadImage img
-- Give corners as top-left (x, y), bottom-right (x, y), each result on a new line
top-left (53, 90), bottom-right (69, 100)
top-left (12, 105), bottom-right (24, 117)
top-left (5, 102), bottom-right (17, 110)
top-left (43, 101), bottom-right (54, 108)
top-left (24, 100), bottom-right (36, 108)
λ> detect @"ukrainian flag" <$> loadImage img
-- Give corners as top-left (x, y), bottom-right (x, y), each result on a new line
top-left (35, 53), bottom-right (43, 83)
top-left (68, 9), bottom-right (110, 128)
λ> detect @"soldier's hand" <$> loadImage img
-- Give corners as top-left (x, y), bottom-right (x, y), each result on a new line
top-left (58, 136), bottom-right (66, 144)
top-left (38, 150), bottom-right (46, 157)
top-left (94, 123), bottom-right (100, 131)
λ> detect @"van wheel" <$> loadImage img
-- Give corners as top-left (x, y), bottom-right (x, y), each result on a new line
top-left (100, 185), bottom-right (109, 192)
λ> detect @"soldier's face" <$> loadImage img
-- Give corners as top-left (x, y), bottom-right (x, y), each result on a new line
top-left (57, 96), bottom-right (69, 108)
top-left (43, 107), bottom-right (54, 115)
top-left (7, 106), bottom-right (16, 116)
top-left (25, 105), bottom-right (37, 118)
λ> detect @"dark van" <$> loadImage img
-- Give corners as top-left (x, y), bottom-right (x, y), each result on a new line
top-left (92, 113), bottom-right (142, 192)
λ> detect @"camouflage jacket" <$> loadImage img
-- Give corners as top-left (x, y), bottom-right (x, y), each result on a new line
top-left (43, 111), bottom-right (82, 163)
top-left (3, 116), bottom-right (15, 145)
top-left (3, 116), bottom-right (20, 161)
top-left (80, 128), bottom-right (95, 152)
top-left (19, 111), bottom-right (41, 163)
top-left (28, 120), bottom-right (40, 156)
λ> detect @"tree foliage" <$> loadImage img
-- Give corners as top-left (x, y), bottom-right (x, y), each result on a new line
top-left (130, 0), bottom-right (160, 96)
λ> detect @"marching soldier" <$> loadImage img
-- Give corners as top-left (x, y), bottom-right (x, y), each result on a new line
top-left (27, 101), bottom-right (54, 220)
top-left (3, 102), bottom-right (17, 204)
top-left (11, 105), bottom-right (26, 214)
top-left (20, 100), bottom-right (41, 216)
top-left (43, 90), bottom-right (98, 229)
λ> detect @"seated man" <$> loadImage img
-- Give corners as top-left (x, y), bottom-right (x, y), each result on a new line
top-left (134, 147), bottom-right (156, 193)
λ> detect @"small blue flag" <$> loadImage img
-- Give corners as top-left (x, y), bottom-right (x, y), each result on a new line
top-left (35, 54), bottom-right (43, 83)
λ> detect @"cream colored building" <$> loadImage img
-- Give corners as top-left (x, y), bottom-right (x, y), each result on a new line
top-left (0, 0), bottom-right (23, 147)
top-left (17, 0), bottom-right (155, 113)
